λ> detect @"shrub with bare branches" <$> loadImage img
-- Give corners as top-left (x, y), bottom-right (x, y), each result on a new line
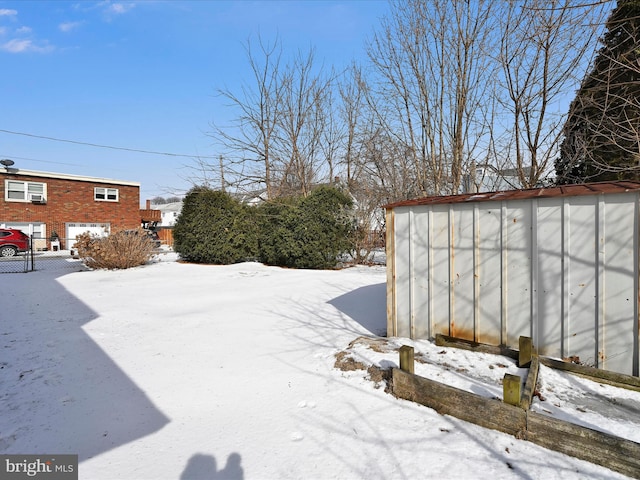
top-left (75, 229), bottom-right (156, 269)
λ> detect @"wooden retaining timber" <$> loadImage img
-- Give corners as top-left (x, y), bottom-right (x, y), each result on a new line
top-left (538, 357), bottom-right (640, 392)
top-left (393, 335), bottom-right (640, 478)
top-left (393, 368), bottom-right (527, 437)
top-left (526, 412), bottom-right (640, 478)
top-left (435, 334), bottom-right (519, 360)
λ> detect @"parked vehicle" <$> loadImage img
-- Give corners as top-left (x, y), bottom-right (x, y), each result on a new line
top-left (0, 228), bottom-right (30, 257)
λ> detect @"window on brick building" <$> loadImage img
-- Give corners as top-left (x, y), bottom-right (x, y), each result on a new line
top-left (94, 187), bottom-right (119, 202)
top-left (5, 180), bottom-right (46, 202)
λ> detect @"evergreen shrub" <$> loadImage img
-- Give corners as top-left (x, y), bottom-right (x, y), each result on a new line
top-left (258, 186), bottom-right (354, 269)
top-left (256, 197), bottom-right (299, 268)
top-left (174, 185), bottom-right (354, 269)
top-left (173, 187), bottom-right (259, 264)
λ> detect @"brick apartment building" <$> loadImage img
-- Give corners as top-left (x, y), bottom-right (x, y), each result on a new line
top-left (1, 167), bottom-right (143, 250)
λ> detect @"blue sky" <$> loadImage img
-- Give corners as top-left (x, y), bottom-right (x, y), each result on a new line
top-left (0, 0), bottom-right (389, 203)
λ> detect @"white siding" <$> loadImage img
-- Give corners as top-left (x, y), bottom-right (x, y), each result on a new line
top-left (476, 205), bottom-right (502, 345)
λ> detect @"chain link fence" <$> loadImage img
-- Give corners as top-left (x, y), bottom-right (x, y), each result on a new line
top-left (0, 236), bottom-right (83, 274)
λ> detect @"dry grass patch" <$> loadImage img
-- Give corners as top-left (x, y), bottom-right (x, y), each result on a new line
top-left (335, 337), bottom-right (395, 390)
top-left (334, 351), bottom-right (367, 372)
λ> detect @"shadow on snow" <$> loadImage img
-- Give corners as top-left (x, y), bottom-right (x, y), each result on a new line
top-left (327, 282), bottom-right (387, 337)
top-left (0, 261), bottom-right (169, 461)
top-left (180, 452), bottom-right (243, 480)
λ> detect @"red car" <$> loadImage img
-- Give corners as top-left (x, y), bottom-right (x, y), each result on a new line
top-left (0, 228), bottom-right (30, 257)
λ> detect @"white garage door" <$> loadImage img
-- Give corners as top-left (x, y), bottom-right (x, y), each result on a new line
top-left (66, 223), bottom-right (110, 250)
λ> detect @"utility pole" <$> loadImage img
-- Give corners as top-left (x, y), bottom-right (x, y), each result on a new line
top-left (219, 155), bottom-right (225, 193)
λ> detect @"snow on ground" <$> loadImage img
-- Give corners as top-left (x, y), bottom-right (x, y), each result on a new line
top-left (0, 251), bottom-right (636, 479)
top-left (531, 364), bottom-right (640, 444)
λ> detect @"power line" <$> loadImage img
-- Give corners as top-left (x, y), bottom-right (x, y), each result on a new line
top-left (0, 128), bottom-right (216, 159)
top-left (0, 154), bottom-right (87, 168)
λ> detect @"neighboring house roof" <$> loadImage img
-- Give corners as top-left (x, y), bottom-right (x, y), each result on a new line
top-left (151, 201), bottom-right (183, 227)
top-left (385, 181), bottom-right (640, 209)
top-left (230, 189), bottom-right (268, 206)
top-left (152, 201), bottom-right (183, 213)
top-left (1, 168), bottom-right (140, 187)
top-left (463, 164), bottom-right (534, 193)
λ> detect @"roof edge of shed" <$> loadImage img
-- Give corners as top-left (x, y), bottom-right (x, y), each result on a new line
top-left (383, 181), bottom-right (640, 209)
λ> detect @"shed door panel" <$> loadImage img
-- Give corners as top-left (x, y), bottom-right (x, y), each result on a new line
top-left (566, 199), bottom-right (598, 365)
top-left (476, 206), bottom-right (502, 345)
top-left (536, 201), bottom-right (564, 358)
top-left (431, 207), bottom-right (451, 336)
top-left (451, 205), bottom-right (475, 340)
top-left (411, 209), bottom-right (431, 339)
top-left (601, 197), bottom-right (636, 374)
top-left (504, 201), bottom-right (532, 345)
top-left (394, 209), bottom-right (412, 338)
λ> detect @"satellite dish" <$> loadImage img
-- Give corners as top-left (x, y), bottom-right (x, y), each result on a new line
top-left (0, 159), bottom-right (15, 167)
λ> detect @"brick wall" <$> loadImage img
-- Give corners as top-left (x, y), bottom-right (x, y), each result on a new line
top-left (0, 172), bottom-right (141, 240)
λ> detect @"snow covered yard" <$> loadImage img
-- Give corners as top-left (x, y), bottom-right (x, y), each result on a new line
top-left (0, 253), bottom-right (635, 479)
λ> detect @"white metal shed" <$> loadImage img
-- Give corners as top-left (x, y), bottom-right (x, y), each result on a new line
top-left (385, 181), bottom-right (640, 376)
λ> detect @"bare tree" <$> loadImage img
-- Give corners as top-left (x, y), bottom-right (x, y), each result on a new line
top-left (366, 0), bottom-right (497, 197)
top-left (318, 76), bottom-right (342, 186)
top-left (497, 0), bottom-right (606, 187)
top-left (337, 63), bottom-right (368, 186)
top-left (207, 37), bottom-right (339, 199)
top-left (366, 6), bottom-right (433, 196)
top-left (200, 2), bottom-right (611, 208)
top-left (275, 48), bottom-right (331, 196)
top-left (208, 36), bottom-right (284, 199)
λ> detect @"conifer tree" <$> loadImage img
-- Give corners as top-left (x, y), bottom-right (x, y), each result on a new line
top-left (556, 0), bottom-right (640, 184)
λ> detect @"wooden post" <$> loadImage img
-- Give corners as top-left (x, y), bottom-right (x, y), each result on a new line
top-left (519, 336), bottom-right (533, 368)
top-left (521, 356), bottom-right (540, 411)
top-left (399, 345), bottom-right (414, 374)
top-left (503, 373), bottom-right (521, 407)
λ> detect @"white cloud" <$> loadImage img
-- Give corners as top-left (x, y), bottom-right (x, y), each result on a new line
top-left (71, 1), bottom-right (135, 21)
top-left (98, 1), bottom-right (135, 15)
top-left (59, 21), bottom-right (82, 32)
top-left (0, 38), bottom-right (53, 54)
top-left (1, 38), bottom-right (31, 52)
top-left (0, 9), bottom-right (58, 54)
top-left (110, 3), bottom-right (129, 14)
